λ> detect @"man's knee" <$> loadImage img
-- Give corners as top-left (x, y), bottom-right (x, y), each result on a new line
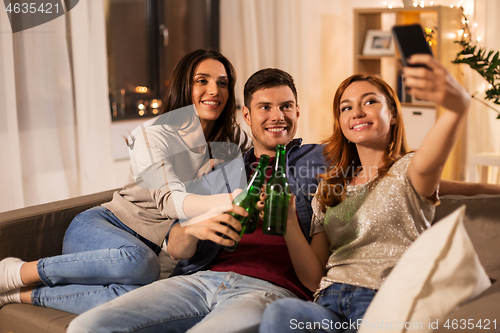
top-left (67, 315), bottom-right (94, 333)
top-left (67, 309), bottom-right (115, 333)
top-left (263, 298), bottom-right (304, 319)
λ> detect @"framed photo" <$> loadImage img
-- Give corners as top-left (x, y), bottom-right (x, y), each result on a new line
top-left (362, 30), bottom-right (395, 56)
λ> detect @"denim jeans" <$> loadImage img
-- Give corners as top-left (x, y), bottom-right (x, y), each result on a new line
top-left (31, 206), bottom-right (161, 314)
top-left (67, 271), bottom-right (298, 333)
top-left (259, 283), bottom-right (377, 333)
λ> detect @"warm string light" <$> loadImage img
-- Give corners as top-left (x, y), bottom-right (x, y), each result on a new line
top-left (137, 100), bottom-right (146, 116)
top-left (150, 99), bottom-right (162, 115)
top-left (382, 1), bottom-right (438, 9)
top-left (135, 99), bottom-right (162, 116)
top-left (135, 86), bottom-right (148, 93)
top-left (425, 27), bottom-right (437, 46)
top-left (381, 1), bottom-right (406, 8)
top-left (379, 2), bottom-right (482, 43)
top-left (457, 5), bottom-right (482, 44)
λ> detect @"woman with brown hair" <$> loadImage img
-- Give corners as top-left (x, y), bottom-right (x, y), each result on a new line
top-left (259, 54), bottom-right (470, 333)
top-left (0, 49), bottom-right (250, 314)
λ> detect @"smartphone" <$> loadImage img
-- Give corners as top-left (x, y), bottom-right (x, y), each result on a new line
top-left (391, 24), bottom-right (433, 67)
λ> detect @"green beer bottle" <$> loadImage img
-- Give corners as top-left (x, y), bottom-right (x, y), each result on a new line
top-left (263, 145), bottom-right (289, 235)
top-left (244, 158), bottom-right (270, 234)
top-left (220, 154), bottom-right (269, 251)
top-left (243, 210), bottom-right (260, 234)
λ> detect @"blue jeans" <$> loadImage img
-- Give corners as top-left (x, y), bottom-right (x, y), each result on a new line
top-left (259, 283), bottom-right (377, 333)
top-left (67, 271), bottom-right (298, 333)
top-left (32, 206), bottom-right (161, 314)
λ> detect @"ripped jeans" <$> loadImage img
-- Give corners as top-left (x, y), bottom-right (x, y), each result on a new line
top-left (67, 271), bottom-right (297, 333)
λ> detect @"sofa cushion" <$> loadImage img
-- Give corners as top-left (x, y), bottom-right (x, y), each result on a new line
top-left (359, 206), bottom-right (491, 333)
top-left (431, 279), bottom-right (500, 333)
top-left (435, 194), bottom-right (500, 281)
top-left (0, 303), bottom-right (76, 332)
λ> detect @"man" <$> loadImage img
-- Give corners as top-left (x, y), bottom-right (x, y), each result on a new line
top-left (68, 68), bottom-right (326, 333)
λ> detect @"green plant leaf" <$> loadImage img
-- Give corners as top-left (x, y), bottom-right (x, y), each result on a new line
top-left (454, 13), bottom-right (500, 117)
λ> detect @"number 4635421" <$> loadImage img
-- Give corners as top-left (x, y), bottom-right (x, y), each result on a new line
top-left (5, 3), bottom-right (60, 14)
top-left (444, 319), bottom-right (496, 330)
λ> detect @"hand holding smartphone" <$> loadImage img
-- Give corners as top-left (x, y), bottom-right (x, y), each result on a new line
top-left (392, 24), bottom-right (433, 67)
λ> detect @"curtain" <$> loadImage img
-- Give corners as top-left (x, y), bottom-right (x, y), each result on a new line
top-left (466, 0), bottom-right (500, 183)
top-left (0, 0), bottom-right (114, 212)
top-left (220, 0), bottom-right (325, 145)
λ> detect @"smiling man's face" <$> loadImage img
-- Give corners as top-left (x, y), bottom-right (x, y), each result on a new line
top-left (242, 85), bottom-right (300, 157)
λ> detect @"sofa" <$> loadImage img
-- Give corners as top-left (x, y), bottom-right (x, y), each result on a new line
top-left (0, 190), bottom-right (499, 333)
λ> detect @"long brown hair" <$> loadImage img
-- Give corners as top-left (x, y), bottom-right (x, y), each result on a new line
top-left (316, 74), bottom-right (409, 211)
top-left (162, 49), bottom-right (250, 151)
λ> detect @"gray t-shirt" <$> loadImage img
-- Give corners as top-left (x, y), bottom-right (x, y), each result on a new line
top-left (311, 153), bottom-right (438, 295)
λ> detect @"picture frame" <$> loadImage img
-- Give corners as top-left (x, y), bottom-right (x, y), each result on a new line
top-left (362, 30), bottom-right (395, 56)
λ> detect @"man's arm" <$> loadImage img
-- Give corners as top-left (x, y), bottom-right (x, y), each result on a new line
top-left (439, 179), bottom-right (500, 196)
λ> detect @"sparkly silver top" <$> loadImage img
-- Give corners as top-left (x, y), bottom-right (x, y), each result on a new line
top-left (311, 154), bottom-right (438, 297)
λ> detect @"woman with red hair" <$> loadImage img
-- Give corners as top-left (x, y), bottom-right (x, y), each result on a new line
top-left (259, 54), bottom-right (470, 333)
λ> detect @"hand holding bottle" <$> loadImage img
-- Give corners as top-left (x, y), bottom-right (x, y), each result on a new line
top-left (168, 204), bottom-right (247, 260)
top-left (187, 205), bottom-right (247, 240)
top-left (219, 154), bottom-right (270, 251)
top-left (257, 190), bottom-right (297, 233)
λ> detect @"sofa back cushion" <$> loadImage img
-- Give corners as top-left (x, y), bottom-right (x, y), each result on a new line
top-left (0, 190), bottom-right (116, 262)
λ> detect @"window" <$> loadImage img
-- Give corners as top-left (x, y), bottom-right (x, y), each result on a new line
top-left (105, 0), bottom-right (219, 121)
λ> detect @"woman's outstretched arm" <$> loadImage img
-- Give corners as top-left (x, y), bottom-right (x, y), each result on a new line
top-left (403, 54), bottom-right (471, 197)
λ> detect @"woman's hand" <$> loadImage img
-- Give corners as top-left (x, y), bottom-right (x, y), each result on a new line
top-left (196, 158), bottom-right (225, 178)
top-left (255, 186), bottom-right (294, 216)
top-left (403, 54), bottom-right (470, 114)
top-left (168, 205), bottom-right (247, 260)
top-left (256, 190), bottom-right (301, 235)
top-left (184, 205), bottom-right (246, 244)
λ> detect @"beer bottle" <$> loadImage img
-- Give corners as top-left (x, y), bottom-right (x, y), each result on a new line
top-left (244, 158), bottom-right (269, 234)
top-left (263, 144), bottom-right (289, 235)
top-left (244, 211), bottom-right (259, 234)
top-left (220, 154), bottom-right (269, 251)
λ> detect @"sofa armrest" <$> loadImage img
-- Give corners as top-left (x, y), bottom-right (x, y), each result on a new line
top-left (0, 189), bottom-right (117, 262)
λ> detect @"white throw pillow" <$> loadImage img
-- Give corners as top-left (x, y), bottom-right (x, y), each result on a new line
top-left (358, 206), bottom-right (491, 333)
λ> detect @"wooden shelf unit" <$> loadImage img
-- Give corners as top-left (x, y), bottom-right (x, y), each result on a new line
top-left (354, 6), bottom-right (463, 91)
